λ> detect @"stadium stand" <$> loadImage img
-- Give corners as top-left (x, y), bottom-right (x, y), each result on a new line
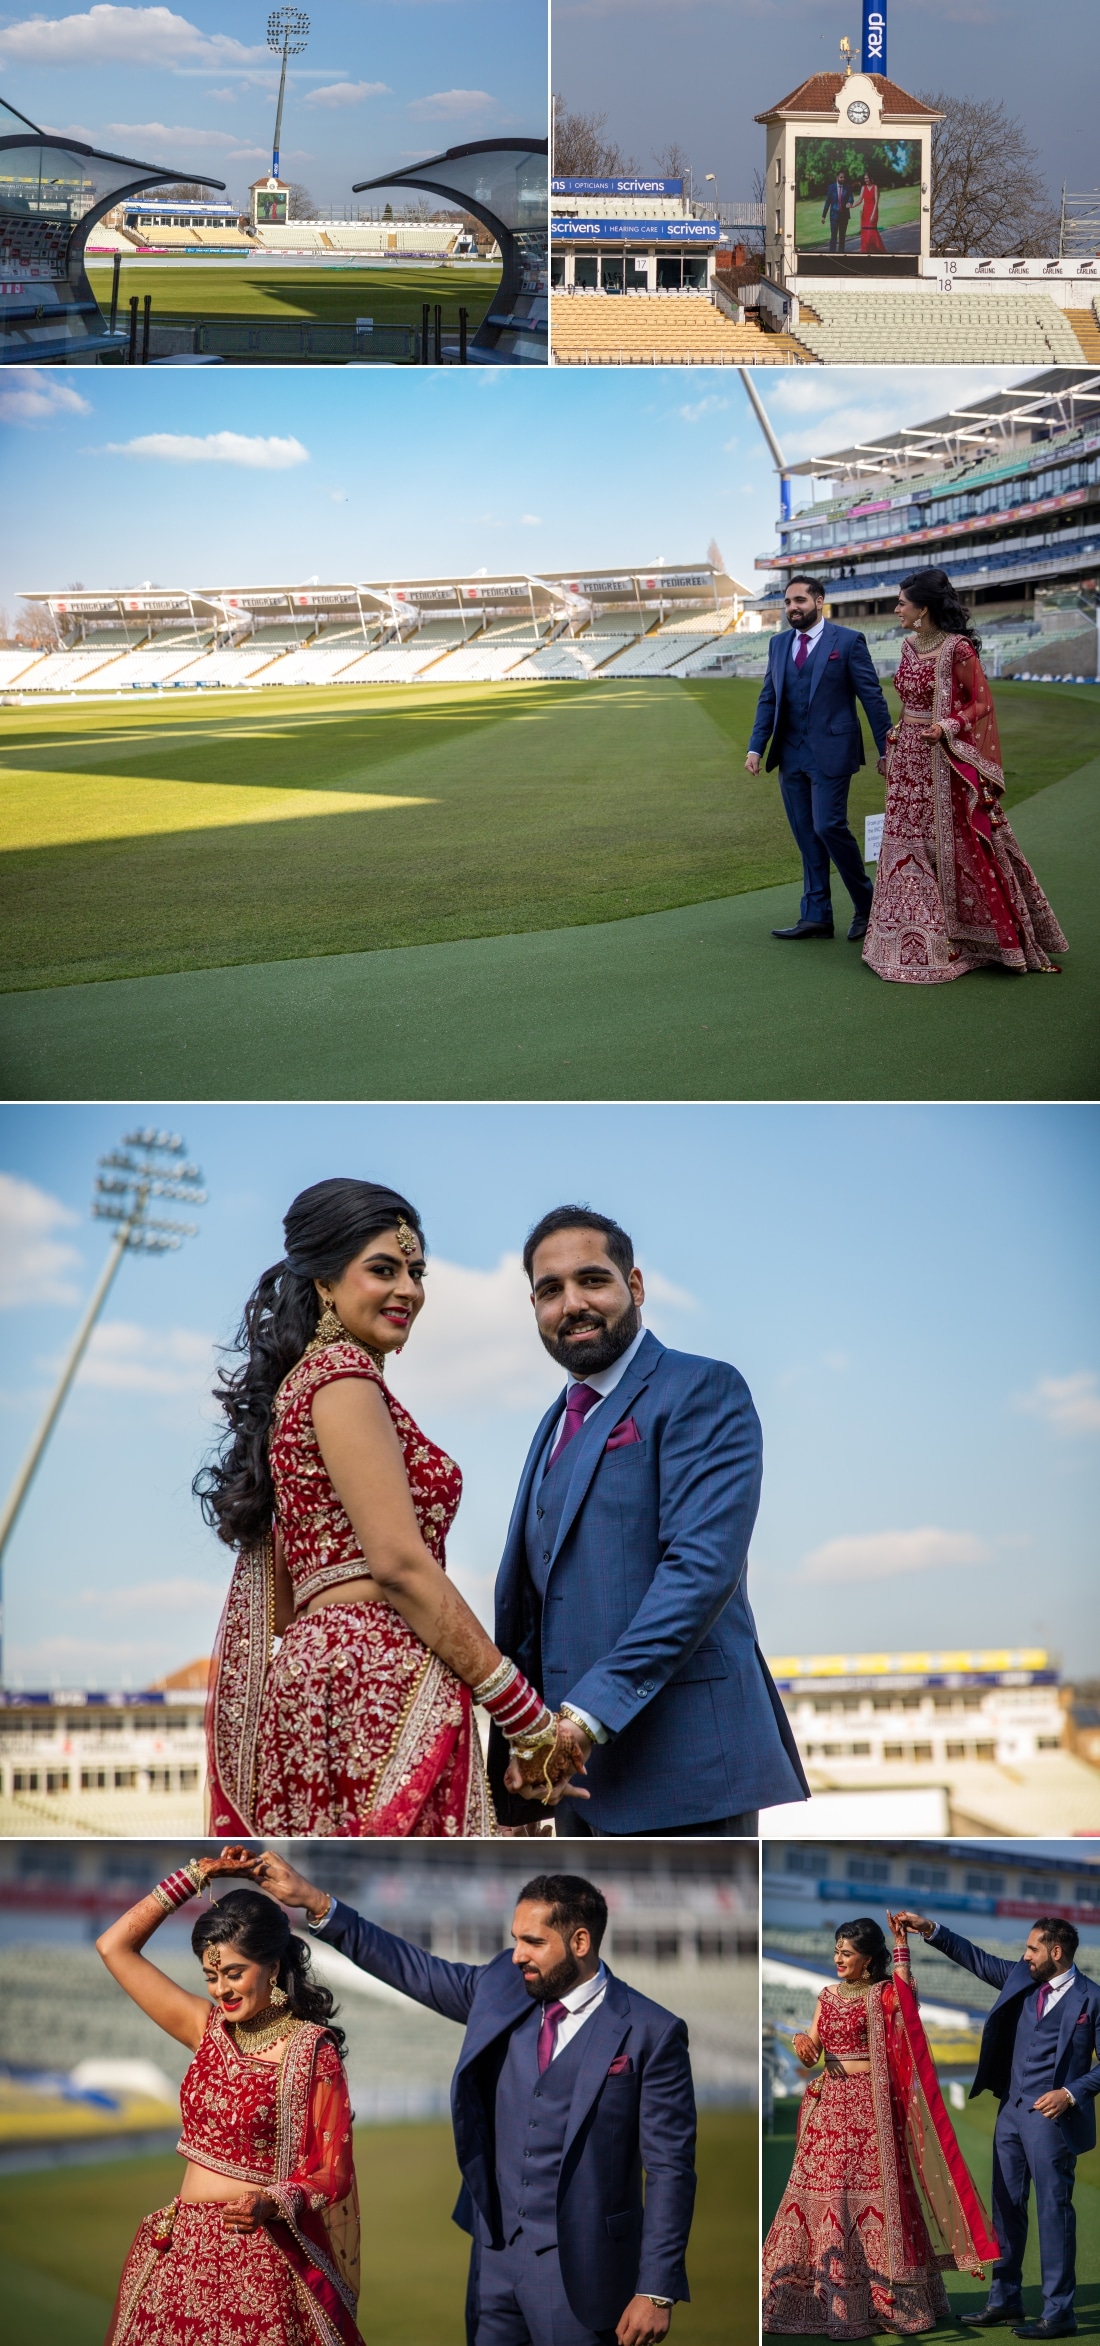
top-left (426, 641), bottom-right (533, 680)
top-left (0, 648), bottom-right (45, 688)
top-left (552, 291), bottom-right (807, 365)
top-left (791, 289), bottom-right (1086, 366)
top-left (19, 647), bottom-right (122, 690)
top-left (182, 644), bottom-right (284, 686)
top-left (511, 632), bottom-right (641, 677)
top-left (257, 642), bottom-right (372, 686)
top-left (93, 645), bottom-right (205, 689)
top-left (337, 641), bottom-right (458, 682)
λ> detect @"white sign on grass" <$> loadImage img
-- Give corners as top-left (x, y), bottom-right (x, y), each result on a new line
top-left (865, 812), bottom-right (885, 861)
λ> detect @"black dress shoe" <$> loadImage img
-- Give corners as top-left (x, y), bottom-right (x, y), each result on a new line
top-left (960, 2309), bottom-right (1025, 2329)
top-left (1012, 2322), bottom-right (1077, 2338)
top-left (848, 912), bottom-right (870, 941)
top-left (771, 920), bottom-right (834, 939)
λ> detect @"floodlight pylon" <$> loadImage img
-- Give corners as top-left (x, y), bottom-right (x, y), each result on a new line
top-left (267, 7), bottom-right (309, 183)
top-left (0, 1130), bottom-right (207, 1681)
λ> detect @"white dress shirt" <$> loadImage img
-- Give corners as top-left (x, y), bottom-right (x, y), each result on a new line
top-left (789, 615), bottom-right (825, 664)
top-left (546, 1961), bottom-right (608, 2057)
top-left (543, 1324), bottom-right (649, 1747)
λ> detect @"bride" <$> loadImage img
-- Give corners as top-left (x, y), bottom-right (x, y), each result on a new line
top-left (98, 1857), bottom-right (364, 2346)
top-left (863, 567), bottom-right (1067, 982)
top-left (199, 1177), bottom-right (585, 1836)
top-left (762, 1915), bottom-right (999, 2336)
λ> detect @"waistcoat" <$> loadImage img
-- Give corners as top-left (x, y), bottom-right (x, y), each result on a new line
top-left (524, 1422), bottom-right (583, 1601)
top-left (495, 2006), bottom-right (588, 2248)
top-left (775, 638), bottom-right (820, 766)
top-left (1009, 1990), bottom-right (1068, 2102)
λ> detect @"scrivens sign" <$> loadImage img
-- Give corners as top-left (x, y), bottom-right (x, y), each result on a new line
top-left (553, 217), bottom-right (718, 243)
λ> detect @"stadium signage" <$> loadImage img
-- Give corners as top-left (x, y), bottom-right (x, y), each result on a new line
top-left (928, 256), bottom-right (1099, 279)
top-left (774, 488), bottom-right (1088, 567)
top-left (224, 593), bottom-right (290, 609)
top-left (562, 578), bottom-right (635, 596)
top-left (769, 1647), bottom-right (1049, 1678)
top-left (640, 571), bottom-right (712, 591)
top-left (291, 590), bottom-right (359, 607)
top-left (392, 587), bottom-right (458, 604)
top-left (460, 581), bottom-right (527, 600)
top-left (861, 0), bottom-right (886, 71)
top-left (553, 218), bottom-right (719, 242)
top-left (49, 597), bottom-right (118, 614)
top-left (552, 177), bottom-right (683, 196)
top-left (122, 596), bottom-right (191, 613)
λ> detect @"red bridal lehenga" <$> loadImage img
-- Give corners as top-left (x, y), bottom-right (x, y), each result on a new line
top-left (206, 1334), bottom-right (494, 1836)
top-left (762, 1968), bottom-right (999, 2338)
top-left (106, 2010), bottom-right (363, 2346)
top-left (863, 632), bottom-right (1067, 982)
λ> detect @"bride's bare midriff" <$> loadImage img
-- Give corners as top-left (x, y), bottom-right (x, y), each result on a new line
top-left (179, 2161), bottom-right (269, 2203)
top-left (302, 1576), bottom-right (388, 1616)
top-left (824, 2059), bottom-right (871, 2074)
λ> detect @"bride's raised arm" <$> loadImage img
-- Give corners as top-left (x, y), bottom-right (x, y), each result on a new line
top-left (96, 1852), bottom-right (253, 2049)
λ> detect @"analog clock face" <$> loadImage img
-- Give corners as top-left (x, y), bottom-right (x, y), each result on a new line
top-left (847, 100), bottom-right (871, 123)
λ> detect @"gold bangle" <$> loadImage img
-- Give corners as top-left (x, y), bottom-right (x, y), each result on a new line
top-left (509, 1714), bottom-right (557, 1758)
top-left (150, 1884), bottom-right (173, 1913)
top-left (184, 1859), bottom-right (205, 1893)
top-left (473, 1658), bottom-right (516, 1705)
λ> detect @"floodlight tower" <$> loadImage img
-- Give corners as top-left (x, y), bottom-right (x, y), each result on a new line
top-left (738, 366), bottom-right (794, 522)
top-left (267, 6), bottom-right (310, 183)
top-left (0, 1129), bottom-right (206, 1682)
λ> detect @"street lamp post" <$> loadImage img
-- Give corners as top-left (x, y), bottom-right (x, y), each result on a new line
top-left (267, 6), bottom-right (310, 184)
top-left (0, 1129), bottom-right (206, 1682)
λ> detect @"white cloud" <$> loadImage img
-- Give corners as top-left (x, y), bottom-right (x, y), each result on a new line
top-left (73, 1320), bottom-right (215, 1395)
top-left (307, 80), bottom-right (391, 109)
top-left (679, 394), bottom-right (730, 424)
top-left (99, 431), bottom-right (309, 470)
top-left (388, 1252), bottom-right (561, 1416)
top-left (0, 1173), bottom-right (82, 1308)
top-left (800, 1527), bottom-right (992, 1585)
top-left (0, 372), bottom-right (91, 426)
top-left (643, 1270), bottom-right (697, 1314)
top-left (520, 513), bottom-right (542, 526)
top-left (76, 1575), bottom-right (225, 1618)
top-left (1016, 1371), bottom-right (1100, 1437)
top-left (104, 118), bottom-right (238, 150)
top-left (0, 7), bottom-right (267, 72)
top-left (407, 89), bottom-right (496, 121)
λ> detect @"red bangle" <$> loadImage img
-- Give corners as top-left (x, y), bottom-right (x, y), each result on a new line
top-left (476, 1662), bottom-right (548, 1742)
top-left (151, 1864), bottom-right (202, 1913)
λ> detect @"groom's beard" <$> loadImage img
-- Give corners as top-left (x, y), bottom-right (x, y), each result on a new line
top-left (521, 1948), bottom-right (583, 2002)
top-left (540, 1298), bottom-right (641, 1377)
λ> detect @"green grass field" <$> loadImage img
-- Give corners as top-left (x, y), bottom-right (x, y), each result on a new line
top-left (763, 2095), bottom-right (1100, 2340)
top-left (85, 259), bottom-right (500, 333)
top-left (0, 677), bottom-right (1096, 1099)
top-left (0, 2108), bottom-right (754, 2346)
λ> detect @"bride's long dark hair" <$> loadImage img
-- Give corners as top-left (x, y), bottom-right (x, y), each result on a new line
top-left (899, 567), bottom-right (982, 654)
top-left (835, 1916), bottom-right (892, 1982)
top-left (194, 1176), bottom-right (424, 1550)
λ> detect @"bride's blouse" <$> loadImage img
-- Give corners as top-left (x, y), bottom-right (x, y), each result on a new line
top-left (269, 1338), bottom-right (462, 1609)
top-left (817, 1981), bottom-right (899, 2058)
top-left (177, 2008), bottom-right (346, 2196)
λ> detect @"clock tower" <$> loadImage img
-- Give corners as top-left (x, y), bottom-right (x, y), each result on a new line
top-left (754, 70), bottom-right (941, 291)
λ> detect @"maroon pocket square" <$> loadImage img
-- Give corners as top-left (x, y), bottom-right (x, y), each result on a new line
top-left (605, 1417), bottom-right (641, 1452)
top-left (607, 2055), bottom-right (633, 2075)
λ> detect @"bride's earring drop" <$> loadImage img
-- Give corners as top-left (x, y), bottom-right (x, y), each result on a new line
top-left (314, 1293), bottom-right (344, 1344)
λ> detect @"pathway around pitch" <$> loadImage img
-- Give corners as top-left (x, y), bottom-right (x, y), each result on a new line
top-left (3, 759), bottom-right (1097, 1101)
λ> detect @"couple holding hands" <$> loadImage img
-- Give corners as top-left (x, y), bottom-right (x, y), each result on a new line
top-left (201, 1178), bottom-right (807, 1840)
top-left (96, 1846), bottom-right (697, 2346)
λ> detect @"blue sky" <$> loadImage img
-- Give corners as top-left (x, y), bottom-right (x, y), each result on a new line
top-left (0, 0), bottom-right (546, 210)
top-left (0, 364), bottom-right (1034, 615)
top-left (1, 1103), bottom-right (1097, 1690)
top-left (551, 0), bottom-right (1094, 217)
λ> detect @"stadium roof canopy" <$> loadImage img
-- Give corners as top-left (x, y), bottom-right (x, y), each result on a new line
top-left (787, 367), bottom-right (1100, 482)
top-left (22, 562), bottom-right (745, 624)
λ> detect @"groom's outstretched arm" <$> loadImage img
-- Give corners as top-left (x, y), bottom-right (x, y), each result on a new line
top-left (849, 632), bottom-right (891, 755)
top-left (315, 1902), bottom-right (483, 2023)
top-left (562, 1362), bottom-right (762, 1740)
top-left (893, 1913), bottom-right (1014, 1992)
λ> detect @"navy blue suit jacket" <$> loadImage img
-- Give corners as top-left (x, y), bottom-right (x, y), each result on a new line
top-left (932, 1923), bottom-right (1100, 2154)
top-left (491, 1329), bottom-right (809, 1832)
top-left (747, 620), bottom-right (891, 779)
top-left (315, 1901), bottom-right (697, 2327)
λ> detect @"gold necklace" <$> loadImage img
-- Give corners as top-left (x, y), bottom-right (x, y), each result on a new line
top-left (228, 2005), bottom-right (301, 2056)
top-left (912, 627), bottom-right (946, 654)
top-left (304, 1320), bottom-right (386, 1375)
top-left (835, 1976), bottom-right (873, 1996)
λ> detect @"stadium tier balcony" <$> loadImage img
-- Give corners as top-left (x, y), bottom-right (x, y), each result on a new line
top-left (0, 91), bottom-right (225, 361)
top-left (0, 646), bottom-right (46, 688)
top-left (257, 643), bottom-right (372, 687)
top-left (551, 291), bottom-right (807, 365)
top-left (90, 645), bottom-right (205, 689)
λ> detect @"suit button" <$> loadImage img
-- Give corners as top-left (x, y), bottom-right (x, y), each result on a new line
top-left (536, 1506), bottom-right (544, 1519)
top-left (543, 1552), bottom-right (550, 1562)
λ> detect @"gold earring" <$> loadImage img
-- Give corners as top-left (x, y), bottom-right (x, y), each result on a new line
top-left (313, 1295), bottom-right (344, 1345)
top-left (269, 1981), bottom-right (288, 2008)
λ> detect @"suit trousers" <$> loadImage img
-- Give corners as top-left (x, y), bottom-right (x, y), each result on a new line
top-left (778, 765), bottom-right (872, 924)
top-left (554, 1804), bottom-right (759, 1837)
top-left (988, 2101), bottom-right (1077, 2322)
top-left (475, 2234), bottom-right (618, 2346)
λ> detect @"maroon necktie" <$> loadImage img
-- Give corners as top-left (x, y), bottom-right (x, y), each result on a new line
top-left (1035, 1984), bottom-right (1049, 2020)
top-left (794, 632), bottom-right (810, 670)
top-left (548, 1382), bottom-right (600, 1469)
top-left (537, 1999), bottom-right (568, 2073)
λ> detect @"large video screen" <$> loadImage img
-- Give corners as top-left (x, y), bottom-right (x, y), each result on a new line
top-left (794, 137), bottom-right (920, 256)
top-left (254, 186), bottom-right (288, 226)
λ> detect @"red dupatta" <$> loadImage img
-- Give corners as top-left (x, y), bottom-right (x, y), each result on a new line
top-left (884, 1964), bottom-right (1000, 2277)
top-left (930, 634), bottom-right (1027, 958)
top-left (206, 1531), bottom-right (275, 1836)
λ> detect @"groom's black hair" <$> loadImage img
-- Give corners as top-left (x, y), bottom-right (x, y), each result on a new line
top-left (786, 575), bottom-right (826, 599)
top-left (523, 1207), bottom-right (634, 1285)
top-left (1034, 1917), bottom-right (1079, 1962)
top-left (518, 1874), bottom-right (609, 1954)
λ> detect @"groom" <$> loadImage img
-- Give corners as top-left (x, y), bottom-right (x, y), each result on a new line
top-left (490, 1205), bottom-right (809, 1836)
top-left (892, 1907), bottom-right (1100, 2338)
top-left (252, 1853), bottom-right (696, 2346)
top-left (745, 574), bottom-right (890, 942)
